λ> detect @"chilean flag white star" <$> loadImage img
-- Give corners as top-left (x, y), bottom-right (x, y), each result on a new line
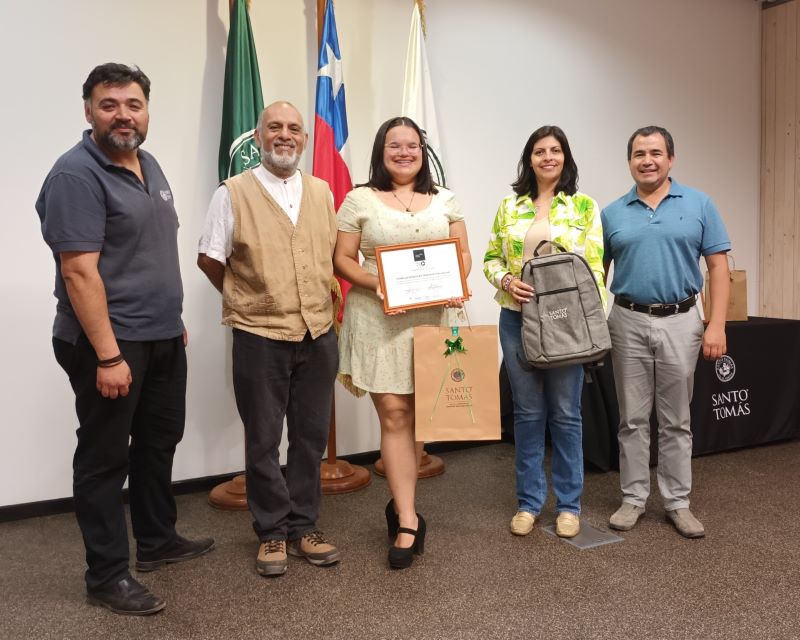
top-left (318, 42), bottom-right (344, 101)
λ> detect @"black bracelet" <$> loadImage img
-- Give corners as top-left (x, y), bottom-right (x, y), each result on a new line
top-left (97, 353), bottom-right (124, 368)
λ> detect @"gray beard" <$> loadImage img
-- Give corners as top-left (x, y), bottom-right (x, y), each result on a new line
top-left (99, 129), bottom-right (145, 151)
top-left (261, 147), bottom-right (301, 175)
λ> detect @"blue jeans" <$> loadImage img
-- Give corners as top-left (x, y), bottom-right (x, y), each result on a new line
top-left (499, 308), bottom-right (584, 515)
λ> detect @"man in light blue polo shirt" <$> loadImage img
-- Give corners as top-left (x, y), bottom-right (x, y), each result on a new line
top-left (601, 125), bottom-right (731, 538)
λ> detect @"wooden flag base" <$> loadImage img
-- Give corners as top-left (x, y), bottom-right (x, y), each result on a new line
top-left (373, 449), bottom-right (445, 479)
top-left (320, 459), bottom-right (371, 495)
top-left (208, 473), bottom-right (249, 510)
top-left (320, 394), bottom-right (371, 495)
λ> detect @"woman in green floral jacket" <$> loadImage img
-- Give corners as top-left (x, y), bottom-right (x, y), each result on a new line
top-left (483, 125), bottom-right (606, 540)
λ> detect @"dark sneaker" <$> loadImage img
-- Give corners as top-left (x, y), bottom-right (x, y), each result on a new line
top-left (256, 540), bottom-right (288, 577)
top-left (87, 576), bottom-right (165, 616)
top-left (136, 534), bottom-right (215, 572)
top-left (288, 530), bottom-right (342, 566)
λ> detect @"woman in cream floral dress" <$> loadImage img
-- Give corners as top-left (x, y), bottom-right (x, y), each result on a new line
top-left (334, 117), bottom-right (470, 569)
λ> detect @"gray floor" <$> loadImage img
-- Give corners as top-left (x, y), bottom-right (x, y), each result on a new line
top-left (1, 441), bottom-right (799, 640)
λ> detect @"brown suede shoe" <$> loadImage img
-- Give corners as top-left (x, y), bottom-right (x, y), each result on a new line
top-left (256, 540), bottom-right (287, 577)
top-left (556, 512), bottom-right (581, 538)
top-left (510, 511), bottom-right (536, 536)
top-left (287, 530), bottom-right (341, 566)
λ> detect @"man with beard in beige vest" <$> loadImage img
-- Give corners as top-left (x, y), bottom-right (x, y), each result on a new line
top-left (198, 102), bottom-right (340, 577)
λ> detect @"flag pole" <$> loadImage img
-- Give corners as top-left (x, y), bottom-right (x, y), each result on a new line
top-left (317, 0), bottom-right (371, 494)
top-left (209, 0), bottom-right (264, 510)
top-left (317, 0), bottom-right (325, 48)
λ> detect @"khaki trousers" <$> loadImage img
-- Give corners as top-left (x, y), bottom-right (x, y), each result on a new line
top-left (607, 303), bottom-right (703, 510)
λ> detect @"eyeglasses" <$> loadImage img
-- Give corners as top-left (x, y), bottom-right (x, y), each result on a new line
top-left (385, 143), bottom-right (422, 153)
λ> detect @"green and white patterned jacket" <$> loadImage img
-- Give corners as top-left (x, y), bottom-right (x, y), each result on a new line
top-left (483, 191), bottom-right (606, 311)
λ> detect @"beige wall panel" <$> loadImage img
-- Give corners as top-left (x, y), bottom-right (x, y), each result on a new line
top-left (768, 4), bottom-right (786, 315)
top-left (780, 3), bottom-right (797, 317)
top-left (795, 5), bottom-right (800, 317)
top-left (761, 0), bottom-right (800, 319)
top-left (761, 8), bottom-right (777, 315)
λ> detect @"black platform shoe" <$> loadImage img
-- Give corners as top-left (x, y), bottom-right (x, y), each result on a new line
top-left (388, 514), bottom-right (426, 570)
top-left (385, 499), bottom-right (400, 538)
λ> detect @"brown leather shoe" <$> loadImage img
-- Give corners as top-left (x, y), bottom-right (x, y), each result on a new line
top-left (256, 540), bottom-right (287, 577)
top-left (288, 530), bottom-right (341, 566)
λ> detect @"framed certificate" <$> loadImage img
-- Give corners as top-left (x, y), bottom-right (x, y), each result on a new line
top-left (375, 238), bottom-right (469, 312)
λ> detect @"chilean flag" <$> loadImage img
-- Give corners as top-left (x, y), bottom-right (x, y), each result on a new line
top-left (313, 0), bottom-right (353, 321)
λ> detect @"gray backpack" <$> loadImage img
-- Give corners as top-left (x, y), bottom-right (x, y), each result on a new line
top-left (519, 241), bottom-right (610, 369)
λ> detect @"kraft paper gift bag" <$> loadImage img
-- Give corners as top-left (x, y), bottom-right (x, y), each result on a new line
top-left (703, 254), bottom-right (747, 322)
top-left (413, 325), bottom-right (501, 442)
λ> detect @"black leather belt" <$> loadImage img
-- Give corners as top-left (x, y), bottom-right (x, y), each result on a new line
top-left (614, 295), bottom-right (696, 316)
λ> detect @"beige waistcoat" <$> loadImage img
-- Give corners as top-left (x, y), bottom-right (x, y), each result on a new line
top-left (222, 170), bottom-right (337, 341)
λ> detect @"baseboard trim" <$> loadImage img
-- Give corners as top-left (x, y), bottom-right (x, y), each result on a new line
top-left (0, 441), bottom-right (493, 523)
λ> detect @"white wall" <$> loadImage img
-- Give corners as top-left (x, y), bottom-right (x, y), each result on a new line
top-left (0, 0), bottom-right (760, 506)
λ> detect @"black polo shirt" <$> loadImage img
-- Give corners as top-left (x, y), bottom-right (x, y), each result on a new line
top-left (36, 130), bottom-right (184, 343)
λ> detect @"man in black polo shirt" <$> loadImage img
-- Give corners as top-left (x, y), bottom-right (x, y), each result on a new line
top-left (36, 63), bottom-right (213, 615)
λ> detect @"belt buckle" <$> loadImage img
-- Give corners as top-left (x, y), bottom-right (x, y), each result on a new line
top-left (673, 303), bottom-right (680, 314)
top-left (629, 302), bottom-right (636, 312)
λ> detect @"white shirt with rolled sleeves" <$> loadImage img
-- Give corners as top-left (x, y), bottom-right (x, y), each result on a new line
top-left (198, 164), bottom-right (303, 263)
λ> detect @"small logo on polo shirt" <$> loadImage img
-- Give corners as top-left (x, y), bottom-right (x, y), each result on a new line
top-left (715, 355), bottom-right (735, 382)
top-left (160, 190), bottom-right (173, 202)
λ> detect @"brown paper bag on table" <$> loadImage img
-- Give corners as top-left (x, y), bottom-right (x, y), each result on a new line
top-left (702, 254), bottom-right (747, 321)
top-left (413, 325), bottom-right (501, 442)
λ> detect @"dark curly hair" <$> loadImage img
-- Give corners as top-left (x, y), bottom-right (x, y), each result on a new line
top-left (82, 63), bottom-right (151, 101)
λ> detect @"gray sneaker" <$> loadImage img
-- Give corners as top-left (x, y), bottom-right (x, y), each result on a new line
top-left (666, 508), bottom-right (705, 538)
top-left (609, 503), bottom-right (645, 531)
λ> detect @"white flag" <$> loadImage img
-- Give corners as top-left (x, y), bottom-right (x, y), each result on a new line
top-left (401, 1), bottom-right (446, 187)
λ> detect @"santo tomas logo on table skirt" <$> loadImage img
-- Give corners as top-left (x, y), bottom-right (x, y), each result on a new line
top-left (711, 355), bottom-right (750, 420)
top-left (715, 355), bottom-right (736, 382)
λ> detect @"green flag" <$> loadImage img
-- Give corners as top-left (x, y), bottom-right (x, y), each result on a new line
top-left (218, 0), bottom-right (264, 182)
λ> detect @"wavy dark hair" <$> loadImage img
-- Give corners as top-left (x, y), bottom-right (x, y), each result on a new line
top-left (360, 116), bottom-right (438, 194)
top-left (511, 125), bottom-right (578, 198)
top-left (627, 125), bottom-right (675, 160)
top-left (82, 63), bottom-right (151, 101)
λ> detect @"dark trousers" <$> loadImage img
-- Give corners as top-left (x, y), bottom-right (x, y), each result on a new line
top-left (53, 334), bottom-right (186, 590)
top-left (232, 328), bottom-right (338, 541)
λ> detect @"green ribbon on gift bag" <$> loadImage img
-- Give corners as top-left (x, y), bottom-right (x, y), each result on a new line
top-left (430, 327), bottom-right (476, 423)
top-left (443, 336), bottom-right (466, 356)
